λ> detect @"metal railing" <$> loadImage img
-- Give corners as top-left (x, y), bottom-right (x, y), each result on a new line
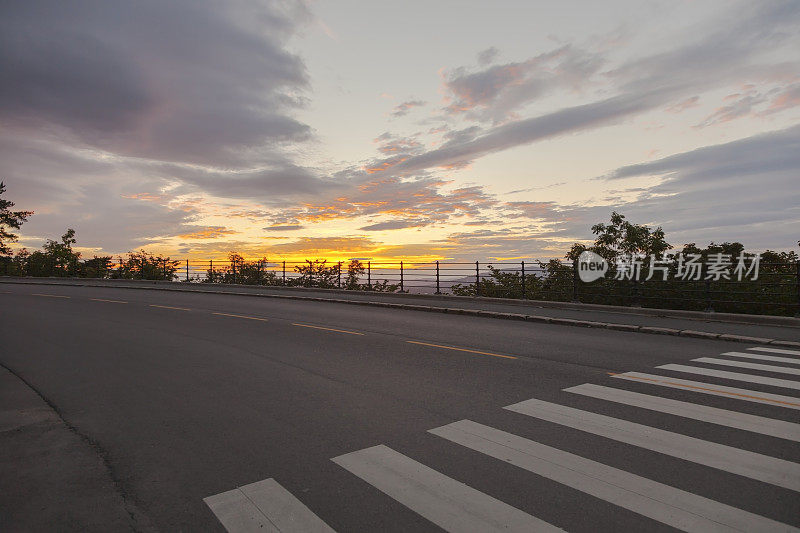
top-left (3, 257), bottom-right (798, 317)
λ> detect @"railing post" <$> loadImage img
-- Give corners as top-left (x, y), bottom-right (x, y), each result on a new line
top-left (435, 261), bottom-right (440, 294)
top-left (186, 259), bottom-right (189, 282)
top-left (795, 260), bottom-right (799, 317)
top-left (704, 279), bottom-right (713, 312)
top-left (210, 259), bottom-right (213, 282)
top-left (367, 261), bottom-right (371, 290)
top-left (231, 259), bottom-right (236, 284)
top-left (521, 260), bottom-right (526, 299)
top-left (257, 260), bottom-right (262, 285)
top-left (400, 261), bottom-right (404, 293)
top-left (338, 261), bottom-right (342, 289)
top-left (475, 261), bottom-right (480, 297)
top-left (572, 259), bottom-right (579, 302)
top-left (282, 260), bottom-right (286, 285)
top-left (632, 278), bottom-right (641, 307)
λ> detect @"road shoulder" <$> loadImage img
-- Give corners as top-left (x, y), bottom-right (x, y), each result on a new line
top-left (0, 365), bottom-right (152, 532)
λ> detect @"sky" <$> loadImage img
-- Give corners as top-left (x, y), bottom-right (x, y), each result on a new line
top-left (2, 0), bottom-right (799, 262)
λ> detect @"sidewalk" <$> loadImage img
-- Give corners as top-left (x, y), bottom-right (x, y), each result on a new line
top-left (3, 277), bottom-right (800, 344)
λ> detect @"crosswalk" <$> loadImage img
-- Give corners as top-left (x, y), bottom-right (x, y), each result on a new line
top-left (205, 345), bottom-right (800, 532)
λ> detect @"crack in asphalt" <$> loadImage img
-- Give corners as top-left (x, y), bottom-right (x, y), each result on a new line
top-left (0, 360), bottom-right (158, 533)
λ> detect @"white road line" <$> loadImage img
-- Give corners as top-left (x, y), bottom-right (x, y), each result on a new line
top-left (332, 444), bottom-right (562, 533)
top-left (430, 420), bottom-right (797, 533)
top-left (565, 383), bottom-right (800, 442)
top-left (204, 478), bottom-right (334, 533)
top-left (722, 351), bottom-right (800, 365)
top-left (504, 398), bottom-right (800, 491)
top-left (692, 357), bottom-right (800, 376)
top-left (750, 347), bottom-right (800, 357)
top-left (612, 372), bottom-right (800, 410)
top-left (657, 364), bottom-right (800, 391)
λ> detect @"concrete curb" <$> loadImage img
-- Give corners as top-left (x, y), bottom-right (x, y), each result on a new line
top-left (3, 278), bottom-right (800, 348)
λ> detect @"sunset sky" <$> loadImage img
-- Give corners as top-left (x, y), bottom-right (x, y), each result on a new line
top-left (2, 1), bottom-right (799, 262)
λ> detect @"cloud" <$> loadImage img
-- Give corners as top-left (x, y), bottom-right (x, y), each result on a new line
top-left (761, 83), bottom-right (800, 116)
top-left (566, 126), bottom-right (800, 249)
top-left (276, 176), bottom-right (496, 228)
top-left (374, 134), bottom-right (424, 155)
top-left (424, 125), bottom-right (800, 259)
top-left (360, 220), bottom-right (423, 231)
top-left (477, 47), bottom-right (500, 66)
top-left (441, 44), bottom-right (605, 123)
top-left (665, 96), bottom-right (700, 113)
top-left (0, 0), bottom-right (312, 168)
top-left (604, 125), bottom-right (800, 182)
top-left (354, 2), bottom-right (800, 181)
top-left (695, 89), bottom-right (766, 128)
top-left (391, 100), bottom-right (426, 117)
top-left (264, 224), bottom-right (305, 231)
top-left (177, 226), bottom-right (238, 239)
top-left (270, 236), bottom-right (379, 255)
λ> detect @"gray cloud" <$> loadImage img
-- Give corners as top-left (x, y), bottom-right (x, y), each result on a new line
top-left (360, 220), bottom-right (423, 231)
top-left (362, 1), bottom-right (800, 179)
top-left (0, 0), bottom-right (311, 167)
top-left (391, 100), bottom-right (426, 117)
top-left (503, 125), bottom-right (800, 252)
top-left (477, 47), bottom-right (500, 66)
top-left (264, 224), bottom-right (305, 231)
top-left (442, 44), bottom-right (605, 123)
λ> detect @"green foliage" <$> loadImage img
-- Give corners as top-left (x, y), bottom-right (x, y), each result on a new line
top-left (291, 259), bottom-right (340, 288)
top-left (589, 211), bottom-right (671, 261)
top-left (367, 278), bottom-right (400, 292)
top-left (204, 253), bottom-right (280, 285)
top-left (0, 182), bottom-right (34, 256)
top-left (345, 260), bottom-right (365, 290)
top-left (110, 250), bottom-right (179, 280)
top-left (342, 259), bottom-right (398, 292)
top-left (1, 228), bottom-right (114, 277)
top-left (449, 212), bottom-right (798, 316)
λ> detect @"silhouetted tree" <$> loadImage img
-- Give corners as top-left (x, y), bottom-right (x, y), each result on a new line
top-left (0, 182), bottom-right (34, 257)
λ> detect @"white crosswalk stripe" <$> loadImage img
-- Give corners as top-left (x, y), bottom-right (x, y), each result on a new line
top-left (722, 351), bottom-right (800, 365)
top-left (692, 357), bottom-right (800, 376)
top-left (430, 419), bottom-right (797, 533)
top-left (564, 383), bottom-right (800, 441)
top-left (750, 347), bottom-right (800, 357)
top-left (204, 478), bottom-right (335, 533)
top-left (611, 371), bottom-right (800, 409)
top-left (657, 363), bottom-right (800, 390)
top-left (505, 397), bottom-right (800, 490)
top-left (207, 346), bottom-right (800, 532)
top-left (332, 444), bottom-right (563, 532)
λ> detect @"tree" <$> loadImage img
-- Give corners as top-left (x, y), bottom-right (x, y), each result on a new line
top-left (292, 259), bottom-right (339, 288)
top-left (345, 260), bottom-right (365, 290)
top-left (42, 228), bottom-right (81, 275)
top-left (0, 182), bottom-right (34, 256)
top-left (111, 250), bottom-right (179, 280)
top-left (587, 211), bottom-right (671, 261)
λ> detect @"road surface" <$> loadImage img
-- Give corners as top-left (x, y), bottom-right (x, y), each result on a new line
top-left (1, 284), bottom-right (798, 531)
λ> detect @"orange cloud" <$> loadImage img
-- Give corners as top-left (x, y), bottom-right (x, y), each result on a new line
top-left (178, 226), bottom-right (238, 239)
top-left (122, 192), bottom-right (166, 202)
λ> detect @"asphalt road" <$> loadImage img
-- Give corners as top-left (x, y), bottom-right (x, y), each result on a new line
top-left (1, 284), bottom-right (798, 532)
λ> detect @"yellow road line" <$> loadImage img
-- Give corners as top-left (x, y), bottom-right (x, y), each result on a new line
top-left (32, 293), bottom-right (70, 298)
top-left (292, 323), bottom-right (364, 335)
top-left (213, 312), bottom-right (269, 322)
top-left (149, 304), bottom-right (191, 311)
top-left (615, 373), bottom-right (800, 407)
top-left (406, 340), bottom-right (517, 360)
top-left (90, 298), bottom-right (127, 304)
